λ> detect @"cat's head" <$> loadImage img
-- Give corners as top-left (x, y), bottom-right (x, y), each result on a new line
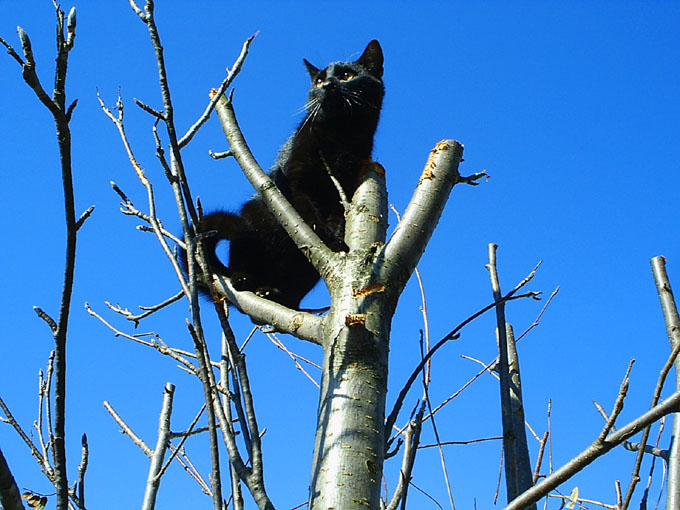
top-left (302, 40), bottom-right (384, 124)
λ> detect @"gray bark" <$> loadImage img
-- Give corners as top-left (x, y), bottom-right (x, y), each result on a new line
top-left (651, 256), bottom-right (680, 509)
top-left (216, 79), bottom-right (472, 508)
top-left (309, 165), bottom-right (392, 509)
top-left (309, 143), bottom-right (468, 508)
top-left (0, 448), bottom-right (25, 510)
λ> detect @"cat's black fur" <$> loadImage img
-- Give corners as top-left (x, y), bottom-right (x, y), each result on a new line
top-left (196, 40), bottom-right (384, 309)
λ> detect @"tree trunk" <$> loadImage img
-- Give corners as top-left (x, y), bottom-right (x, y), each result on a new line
top-left (309, 165), bottom-right (394, 509)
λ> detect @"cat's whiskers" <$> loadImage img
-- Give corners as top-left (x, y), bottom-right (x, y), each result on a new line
top-left (294, 97), bottom-right (319, 116)
top-left (346, 90), bottom-right (379, 109)
top-left (299, 101), bottom-right (321, 132)
top-left (342, 95), bottom-right (354, 115)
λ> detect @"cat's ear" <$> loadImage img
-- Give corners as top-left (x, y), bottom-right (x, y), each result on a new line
top-left (356, 40), bottom-right (383, 79)
top-left (303, 58), bottom-right (320, 81)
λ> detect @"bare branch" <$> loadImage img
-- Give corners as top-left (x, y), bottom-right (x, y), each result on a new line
top-left (0, 35), bottom-right (26, 66)
top-left (219, 332), bottom-right (247, 510)
top-left (622, 319), bottom-right (680, 508)
top-left (64, 7), bottom-right (76, 50)
top-left (532, 432), bottom-right (549, 483)
top-left (36, 369), bottom-right (50, 470)
top-left (74, 205), bottom-right (94, 231)
top-left (142, 382), bottom-right (175, 510)
top-left (128, 0), bottom-right (145, 19)
top-left (179, 32), bottom-right (258, 148)
top-left (486, 243), bottom-right (534, 504)
top-left (209, 149), bottom-right (233, 160)
top-left (183, 319), bottom-right (227, 510)
top-left (425, 283), bottom-right (558, 428)
top-left (265, 332), bottom-right (320, 387)
top-left (106, 290), bottom-right (184, 327)
top-left (515, 286), bottom-right (560, 342)
top-left (209, 273), bottom-right (322, 343)
top-left (86, 302), bottom-right (200, 372)
top-left (0, 447), bottom-right (26, 510)
top-left (547, 493), bottom-right (617, 509)
top-left (385, 261), bottom-right (541, 444)
top-left (598, 360), bottom-right (634, 442)
top-left (159, 406), bottom-right (205, 478)
top-left (110, 181), bottom-right (184, 247)
top-left (10, 26), bottom-right (58, 115)
top-left (622, 441), bottom-right (668, 460)
top-left (44, 352), bottom-right (55, 464)
top-left (382, 140), bottom-right (475, 290)
top-left (134, 97), bottom-right (165, 120)
top-left (214, 94), bottom-right (333, 275)
top-left (419, 437), bottom-right (503, 449)
top-left (75, 434), bottom-right (88, 510)
top-left (224, 337), bottom-right (253, 457)
top-left (651, 255), bottom-right (680, 355)
top-left (103, 401), bottom-right (152, 457)
top-left (386, 406), bottom-right (424, 510)
top-left (213, 304), bottom-right (274, 509)
top-left (650, 255), bottom-right (680, 507)
top-left (32, 306), bottom-right (58, 334)
top-left (167, 443), bottom-right (213, 496)
top-left (0, 394), bottom-right (53, 482)
top-left (98, 92), bottom-right (191, 298)
top-left (504, 391), bottom-right (680, 510)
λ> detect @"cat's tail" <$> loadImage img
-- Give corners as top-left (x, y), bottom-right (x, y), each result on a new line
top-left (179, 210), bottom-right (244, 282)
top-left (197, 211), bottom-right (245, 276)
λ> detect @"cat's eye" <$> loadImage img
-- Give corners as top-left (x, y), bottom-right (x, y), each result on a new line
top-left (338, 70), bottom-right (355, 81)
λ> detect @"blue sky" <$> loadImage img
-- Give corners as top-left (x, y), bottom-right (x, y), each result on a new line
top-left (1, 2), bottom-right (679, 509)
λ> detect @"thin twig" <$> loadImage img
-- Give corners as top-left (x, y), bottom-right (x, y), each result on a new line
top-left (186, 320), bottom-right (224, 509)
top-left (134, 97), bottom-right (165, 120)
top-left (32, 307), bottom-right (57, 334)
top-left (85, 302), bottom-right (200, 371)
top-left (622, 331), bottom-right (680, 508)
top-left (178, 33), bottom-right (258, 148)
top-left (385, 405), bottom-right (424, 510)
top-left (533, 432), bottom-right (549, 483)
top-left (547, 399), bottom-right (553, 475)
top-left (0, 447), bottom-right (25, 510)
top-left (167, 442), bottom-right (213, 496)
top-left (110, 181), bottom-right (184, 247)
top-left (158, 405), bottom-right (205, 478)
top-left (266, 332), bottom-right (320, 388)
top-left (76, 434), bottom-right (88, 510)
top-left (419, 437), bottom-right (503, 449)
top-left (142, 382), bottom-right (175, 510)
top-left (598, 360), bottom-right (635, 442)
top-left (75, 205), bottom-right (95, 231)
top-left (547, 493), bottom-right (617, 509)
top-left (593, 401), bottom-right (669, 460)
top-left (514, 287), bottom-right (559, 343)
top-left (220, 327), bottom-right (245, 510)
top-left (425, 286), bottom-right (558, 425)
top-left (486, 243), bottom-right (535, 505)
top-left (214, 302), bottom-right (274, 509)
top-left (103, 401), bottom-right (152, 457)
top-left (105, 290), bottom-right (184, 327)
top-left (98, 91), bottom-right (191, 298)
top-left (0, 396), bottom-right (53, 481)
top-left (650, 255), bottom-right (680, 508)
top-left (385, 261), bottom-right (541, 447)
top-left (504, 391), bottom-right (680, 510)
top-left (418, 336), bottom-right (455, 509)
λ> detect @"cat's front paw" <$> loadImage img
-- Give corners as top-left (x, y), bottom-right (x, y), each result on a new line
top-left (230, 271), bottom-right (252, 291)
top-left (255, 286), bottom-right (282, 301)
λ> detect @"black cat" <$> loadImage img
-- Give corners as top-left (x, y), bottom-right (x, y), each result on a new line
top-left (196, 40), bottom-right (384, 309)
